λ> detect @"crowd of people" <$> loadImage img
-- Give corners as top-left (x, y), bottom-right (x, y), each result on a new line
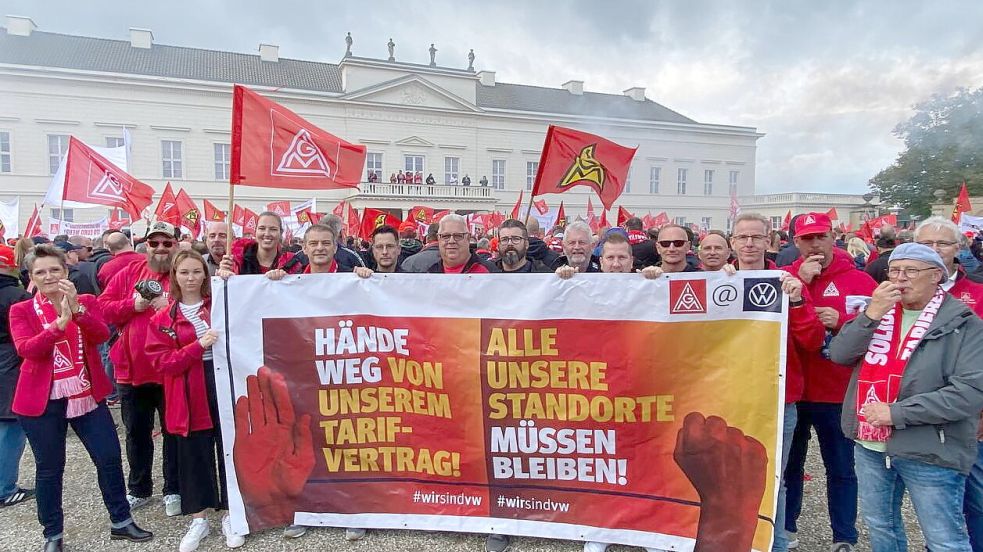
top-left (1, 206), bottom-right (983, 552)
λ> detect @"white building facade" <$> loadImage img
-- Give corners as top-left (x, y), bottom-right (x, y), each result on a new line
top-left (0, 16), bottom-right (763, 233)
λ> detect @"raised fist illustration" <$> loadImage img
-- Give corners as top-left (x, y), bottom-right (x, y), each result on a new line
top-left (233, 365), bottom-right (314, 529)
top-left (673, 412), bottom-right (768, 552)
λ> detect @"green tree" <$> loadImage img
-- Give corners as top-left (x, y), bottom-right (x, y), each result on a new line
top-left (870, 87), bottom-right (983, 215)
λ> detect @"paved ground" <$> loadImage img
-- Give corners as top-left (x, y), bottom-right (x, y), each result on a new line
top-left (1, 408), bottom-right (927, 551)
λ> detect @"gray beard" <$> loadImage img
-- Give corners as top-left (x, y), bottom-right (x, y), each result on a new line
top-left (148, 255), bottom-right (173, 274)
top-left (503, 250), bottom-right (521, 265)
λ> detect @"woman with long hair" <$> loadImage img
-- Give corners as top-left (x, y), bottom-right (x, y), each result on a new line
top-left (145, 250), bottom-right (242, 551)
top-left (9, 244), bottom-right (152, 551)
top-left (218, 211), bottom-right (302, 276)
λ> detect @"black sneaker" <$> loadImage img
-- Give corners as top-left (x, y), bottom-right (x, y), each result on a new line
top-left (0, 487), bottom-right (35, 508)
top-left (110, 522), bottom-right (153, 542)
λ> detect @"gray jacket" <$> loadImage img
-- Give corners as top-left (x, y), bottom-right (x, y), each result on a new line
top-left (830, 295), bottom-right (983, 473)
top-left (400, 245), bottom-right (440, 273)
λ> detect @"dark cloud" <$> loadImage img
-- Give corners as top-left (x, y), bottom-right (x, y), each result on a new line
top-left (5, 0), bottom-right (983, 194)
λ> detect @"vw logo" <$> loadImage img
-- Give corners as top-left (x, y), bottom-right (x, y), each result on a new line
top-left (748, 282), bottom-right (778, 308)
top-left (712, 284), bottom-right (738, 306)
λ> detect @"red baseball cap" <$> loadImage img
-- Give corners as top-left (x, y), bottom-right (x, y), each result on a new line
top-left (0, 244), bottom-right (15, 269)
top-left (794, 212), bottom-right (832, 236)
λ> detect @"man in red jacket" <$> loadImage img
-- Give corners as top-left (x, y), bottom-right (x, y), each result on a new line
top-left (730, 213), bottom-right (826, 552)
top-left (98, 221), bottom-right (181, 516)
top-left (784, 213), bottom-right (876, 552)
top-left (915, 216), bottom-right (983, 317)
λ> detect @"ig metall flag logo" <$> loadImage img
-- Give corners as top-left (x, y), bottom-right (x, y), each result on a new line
top-left (743, 278), bottom-right (782, 313)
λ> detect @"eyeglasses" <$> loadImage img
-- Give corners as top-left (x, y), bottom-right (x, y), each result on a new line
top-left (732, 234), bottom-right (768, 244)
top-left (887, 267), bottom-right (938, 279)
top-left (147, 240), bottom-right (175, 249)
top-left (916, 240), bottom-right (957, 248)
top-left (499, 236), bottom-right (527, 244)
top-left (658, 240), bottom-right (688, 248)
top-left (438, 232), bottom-right (469, 242)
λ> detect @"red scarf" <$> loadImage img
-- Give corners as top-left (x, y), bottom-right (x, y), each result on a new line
top-left (33, 295), bottom-right (96, 418)
top-left (856, 287), bottom-right (945, 442)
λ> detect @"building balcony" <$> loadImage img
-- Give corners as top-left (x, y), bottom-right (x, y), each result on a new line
top-left (352, 182), bottom-right (500, 203)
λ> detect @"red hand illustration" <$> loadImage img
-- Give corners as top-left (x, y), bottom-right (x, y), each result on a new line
top-left (233, 365), bottom-right (314, 529)
top-left (673, 412), bottom-right (768, 552)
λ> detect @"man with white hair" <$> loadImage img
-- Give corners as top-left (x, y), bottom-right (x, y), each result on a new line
top-left (551, 221), bottom-right (601, 273)
top-left (915, 216), bottom-right (983, 316)
top-left (425, 214), bottom-right (498, 273)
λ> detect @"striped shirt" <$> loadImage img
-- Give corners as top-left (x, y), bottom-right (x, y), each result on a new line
top-left (179, 301), bottom-right (212, 361)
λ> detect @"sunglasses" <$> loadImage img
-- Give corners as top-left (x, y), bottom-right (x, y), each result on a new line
top-left (147, 240), bottom-right (175, 249)
top-left (658, 240), bottom-right (688, 248)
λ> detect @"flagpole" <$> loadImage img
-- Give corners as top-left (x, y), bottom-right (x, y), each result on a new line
top-left (227, 183), bottom-right (235, 255)
top-left (523, 193), bottom-right (535, 223)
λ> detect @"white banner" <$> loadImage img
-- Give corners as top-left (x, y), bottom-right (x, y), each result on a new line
top-left (0, 197), bottom-right (19, 239)
top-left (960, 214), bottom-right (983, 235)
top-left (212, 272), bottom-right (788, 551)
top-left (48, 216), bottom-right (109, 237)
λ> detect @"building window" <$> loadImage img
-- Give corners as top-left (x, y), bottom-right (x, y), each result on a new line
top-left (677, 168), bottom-right (687, 195)
top-left (0, 132), bottom-right (10, 173)
top-left (214, 143), bottom-right (231, 181)
top-left (444, 156), bottom-right (460, 184)
top-left (674, 216), bottom-right (687, 226)
top-left (106, 136), bottom-right (124, 148)
top-left (365, 152), bottom-right (383, 181)
top-left (492, 159), bottom-right (506, 190)
top-left (701, 216), bottom-right (712, 230)
top-left (771, 216), bottom-right (783, 230)
top-left (404, 155), bottom-right (424, 177)
top-left (48, 134), bottom-right (69, 175)
top-left (162, 140), bottom-right (183, 179)
top-left (51, 208), bottom-right (74, 222)
top-left (729, 170), bottom-right (739, 196)
top-left (649, 167), bottom-right (660, 194)
top-left (704, 169), bottom-right (714, 196)
top-left (526, 161), bottom-right (539, 191)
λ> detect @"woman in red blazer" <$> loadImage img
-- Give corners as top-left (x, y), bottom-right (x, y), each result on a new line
top-left (145, 250), bottom-right (242, 551)
top-left (10, 244), bottom-right (153, 551)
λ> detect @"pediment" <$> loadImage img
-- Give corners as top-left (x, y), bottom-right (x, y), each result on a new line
top-left (341, 75), bottom-right (481, 112)
top-left (395, 136), bottom-right (435, 147)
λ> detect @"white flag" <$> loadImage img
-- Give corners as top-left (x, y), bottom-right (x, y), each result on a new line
top-left (960, 214), bottom-right (983, 235)
top-left (43, 142), bottom-right (128, 208)
top-left (0, 197), bottom-right (19, 239)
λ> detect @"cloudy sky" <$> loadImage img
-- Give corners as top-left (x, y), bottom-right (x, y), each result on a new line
top-left (6, 0), bottom-right (983, 194)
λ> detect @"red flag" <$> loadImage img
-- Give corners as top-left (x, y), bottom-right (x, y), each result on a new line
top-left (586, 197), bottom-right (596, 219)
top-left (108, 209), bottom-right (128, 231)
top-left (534, 199), bottom-right (549, 216)
top-left (826, 207), bottom-right (839, 221)
top-left (642, 212), bottom-right (656, 229)
top-left (553, 202), bottom-right (567, 233)
top-left (487, 211), bottom-right (506, 230)
top-left (652, 211), bottom-right (670, 228)
top-left (510, 191), bottom-right (524, 220)
top-left (953, 182), bottom-right (973, 223)
top-left (230, 84), bottom-right (366, 190)
top-left (154, 182), bottom-right (180, 226)
top-left (62, 137), bottom-right (154, 219)
top-left (360, 208), bottom-right (401, 239)
top-left (174, 189), bottom-right (202, 237)
top-left (858, 221), bottom-right (873, 242)
top-left (347, 207), bottom-right (362, 239)
top-left (531, 125), bottom-right (637, 210)
top-left (616, 206), bottom-right (635, 227)
top-left (242, 208), bottom-right (259, 236)
top-left (298, 207), bottom-right (323, 225)
top-left (599, 209), bottom-right (609, 228)
top-left (332, 200), bottom-right (347, 218)
top-left (232, 204), bottom-right (246, 226)
top-left (24, 203), bottom-right (44, 238)
top-left (203, 199), bottom-right (226, 222)
top-left (266, 200), bottom-right (291, 216)
top-left (432, 210), bottom-right (451, 224)
top-left (406, 206), bottom-right (436, 225)
top-left (781, 210), bottom-right (792, 232)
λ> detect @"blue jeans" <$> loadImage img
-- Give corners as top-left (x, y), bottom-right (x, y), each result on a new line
top-left (965, 442), bottom-right (983, 552)
top-left (100, 340), bottom-right (118, 401)
top-left (19, 400), bottom-right (131, 540)
top-left (0, 419), bottom-right (27, 498)
top-left (855, 444), bottom-right (970, 552)
top-left (772, 404), bottom-right (797, 552)
top-left (784, 401), bottom-right (858, 543)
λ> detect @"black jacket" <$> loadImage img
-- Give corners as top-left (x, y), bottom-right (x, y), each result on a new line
top-left (526, 237), bottom-right (560, 267)
top-left (631, 239), bottom-right (660, 270)
top-left (864, 248), bottom-right (894, 284)
top-left (87, 248), bottom-right (114, 275)
top-left (776, 243), bottom-right (800, 267)
top-left (550, 255), bottom-right (602, 272)
top-left (495, 258), bottom-right (551, 273)
top-left (335, 246), bottom-right (366, 272)
top-left (0, 274), bottom-right (30, 419)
